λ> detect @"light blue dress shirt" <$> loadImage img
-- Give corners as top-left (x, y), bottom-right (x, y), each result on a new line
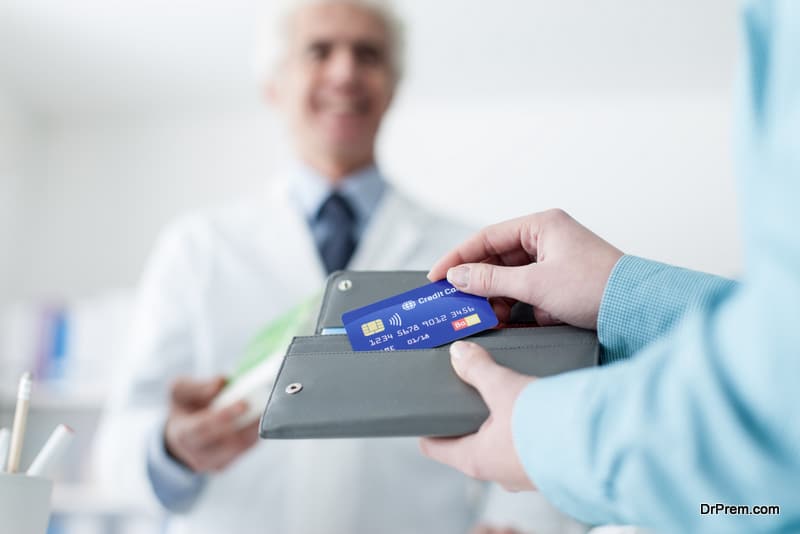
top-left (513, 2), bottom-right (800, 532)
top-left (146, 163), bottom-right (386, 512)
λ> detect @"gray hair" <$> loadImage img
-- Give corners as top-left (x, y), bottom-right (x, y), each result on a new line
top-left (253, 0), bottom-right (405, 85)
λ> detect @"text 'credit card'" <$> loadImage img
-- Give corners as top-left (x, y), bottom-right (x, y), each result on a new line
top-left (342, 280), bottom-right (498, 351)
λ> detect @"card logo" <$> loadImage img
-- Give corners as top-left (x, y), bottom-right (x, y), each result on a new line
top-left (452, 313), bottom-right (482, 332)
top-left (401, 300), bottom-right (416, 311)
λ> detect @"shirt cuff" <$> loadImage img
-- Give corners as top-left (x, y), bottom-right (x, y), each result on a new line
top-left (146, 421), bottom-right (207, 512)
top-left (597, 256), bottom-right (736, 364)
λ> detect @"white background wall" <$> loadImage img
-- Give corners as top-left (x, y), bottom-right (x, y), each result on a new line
top-left (0, 92), bottom-right (37, 305)
top-left (15, 109), bottom-right (278, 299)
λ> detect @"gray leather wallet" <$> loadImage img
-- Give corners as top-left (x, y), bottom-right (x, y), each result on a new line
top-left (260, 271), bottom-right (599, 439)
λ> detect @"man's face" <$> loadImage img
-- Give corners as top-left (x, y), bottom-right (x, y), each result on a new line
top-left (270, 2), bottom-right (395, 168)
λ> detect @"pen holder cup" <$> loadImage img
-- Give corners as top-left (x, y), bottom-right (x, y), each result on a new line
top-left (0, 473), bottom-right (53, 534)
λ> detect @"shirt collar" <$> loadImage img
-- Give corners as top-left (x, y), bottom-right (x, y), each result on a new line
top-left (287, 160), bottom-right (387, 224)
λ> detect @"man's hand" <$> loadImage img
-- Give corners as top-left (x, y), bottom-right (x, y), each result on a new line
top-left (420, 341), bottom-right (536, 492)
top-left (428, 209), bottom-right (623, 329)
top-left (164, 376), bottom-right (259, 473)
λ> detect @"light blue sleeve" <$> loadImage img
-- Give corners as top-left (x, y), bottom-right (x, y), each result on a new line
top-left (146, 421), bottom-right (207, 512)
top-left (598, 256), bottom-right (737, 364)
top-left (512, 1), bottom-right (800, 531)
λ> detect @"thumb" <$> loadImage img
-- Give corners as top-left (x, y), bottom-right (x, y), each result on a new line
top-left (171, 375), bottom-right (227, 407)
top-left (449, 341), bottom-right (515, 407)
top-left (447, 263), bottom-right (537, 304)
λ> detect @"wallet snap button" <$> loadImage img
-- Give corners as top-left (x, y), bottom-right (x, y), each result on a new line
top-left (337, 279), bottom-right (352, 291)
top-left (286, 383), bottom-right (303, 395)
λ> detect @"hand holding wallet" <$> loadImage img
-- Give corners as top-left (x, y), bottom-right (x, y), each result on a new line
top-left (260, 271), bottom-right (599, 439)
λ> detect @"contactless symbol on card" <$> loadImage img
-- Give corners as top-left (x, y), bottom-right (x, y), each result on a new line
top-left (342, 280), bottom-right (498, 351)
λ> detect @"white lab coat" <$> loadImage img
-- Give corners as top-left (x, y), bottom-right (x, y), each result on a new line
top-left (93, 177), bottom-right (586, 534)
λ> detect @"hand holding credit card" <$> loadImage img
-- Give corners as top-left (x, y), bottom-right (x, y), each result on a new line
top-left (342, 280), bottom-right (498, 351)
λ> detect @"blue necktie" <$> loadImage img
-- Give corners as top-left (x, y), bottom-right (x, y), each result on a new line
top-left (316, 192), bottom-right (357, 274)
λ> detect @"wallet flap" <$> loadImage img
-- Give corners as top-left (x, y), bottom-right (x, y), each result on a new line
top-left (315, 271), bottom-right (432, 333)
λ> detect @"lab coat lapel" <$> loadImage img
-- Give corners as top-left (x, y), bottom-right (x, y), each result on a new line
top-left (350, 187), bottom-right (423, 270)
top-left (263, 177), bottom-right (327, 286)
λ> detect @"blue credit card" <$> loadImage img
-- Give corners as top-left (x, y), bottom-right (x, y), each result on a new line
top-left (342, 280), bottom-right (498, 351)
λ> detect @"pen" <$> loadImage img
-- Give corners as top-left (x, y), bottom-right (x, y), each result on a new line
top-left (27, 424), bottom-right (74, 478)
top-left (6, 372), bottom-right (32, 473)
top-left (0, 427), bottom-right (9, 472)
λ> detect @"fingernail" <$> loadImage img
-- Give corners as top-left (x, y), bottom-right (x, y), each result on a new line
top-left (447, 266), bottom-right (470, 288)
top-left (450, 341), bottom-right (471, 363)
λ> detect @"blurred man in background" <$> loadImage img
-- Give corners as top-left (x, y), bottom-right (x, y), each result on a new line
top-left (93, 0), bottom-right (583, 532)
